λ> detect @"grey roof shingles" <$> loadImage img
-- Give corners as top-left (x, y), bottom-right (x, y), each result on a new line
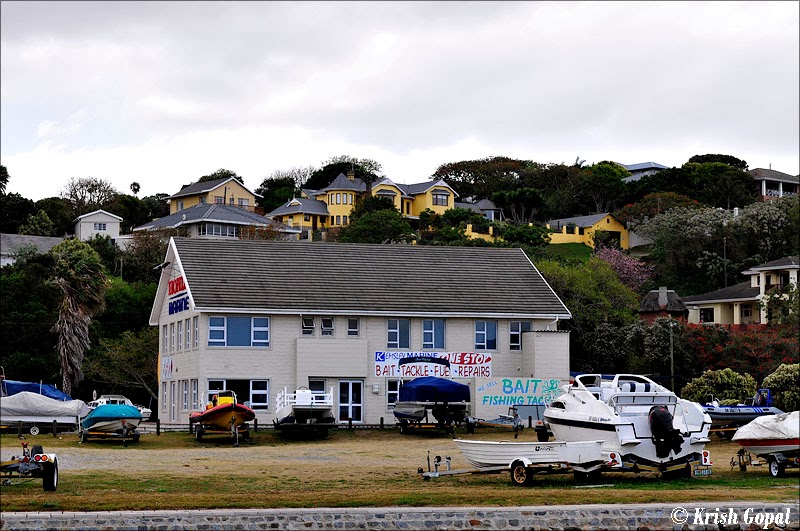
top-left (547, 213), bottom-right (611, 228)
top-left (172, 238), bottom-right (571, 318)
top-left (682, 281), bottom-right (760, 304)
top-left (168, 177), bottom-right (261, 199)
top-left (268, 198), bottom-right (330, 217)
top-left (135, 204), bottom-right (296, 232)
top-left (0, 233), bottom-right (66, 256)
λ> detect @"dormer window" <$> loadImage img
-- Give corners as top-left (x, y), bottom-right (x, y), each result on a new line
top-left (432, 192), bottom-right (449, 206)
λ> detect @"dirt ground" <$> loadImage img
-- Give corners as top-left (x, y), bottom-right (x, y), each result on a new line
top-left (1, 427), bottom-right (753, 476)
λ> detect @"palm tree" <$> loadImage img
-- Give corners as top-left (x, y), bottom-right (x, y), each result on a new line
top-left (50, 239), bottom-right (109, 396)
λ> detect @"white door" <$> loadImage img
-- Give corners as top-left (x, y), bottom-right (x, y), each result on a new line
top-left (338, 380), bottom-right (363, 423)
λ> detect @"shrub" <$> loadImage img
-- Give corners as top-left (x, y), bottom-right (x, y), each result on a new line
top-left (761, 363), bottom-right (800, 412)
top-left (680, 368), bottom-right (757, 404)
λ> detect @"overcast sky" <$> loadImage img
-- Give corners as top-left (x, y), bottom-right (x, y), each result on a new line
top-left (2, 1), bottom-right (798, 201)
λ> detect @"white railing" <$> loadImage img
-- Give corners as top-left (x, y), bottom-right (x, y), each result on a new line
top-left (275, 387), bottom-right (334, 410)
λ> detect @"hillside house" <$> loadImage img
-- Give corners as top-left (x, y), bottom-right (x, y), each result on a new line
top-left (546, 213), bottom-right (630, 250)
top-left (748, 168), bottom-right (799, 200)
top-left (167, 177), bottom-right (261, 215)
top-left (73, 209), bottom-right (123, 241)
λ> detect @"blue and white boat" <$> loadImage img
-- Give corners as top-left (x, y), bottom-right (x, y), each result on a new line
top-left (80, 404), bottom-right (142, 438)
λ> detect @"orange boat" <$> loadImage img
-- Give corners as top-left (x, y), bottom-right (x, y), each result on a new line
top-left (190, 390), bottom-right (255, 446)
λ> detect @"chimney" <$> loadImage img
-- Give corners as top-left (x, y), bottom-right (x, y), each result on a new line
top-left (347, 169), bottom-right (355, 182)
top-left (658, 286), bottom-right (668, 310)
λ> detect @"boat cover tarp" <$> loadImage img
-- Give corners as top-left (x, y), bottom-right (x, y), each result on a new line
top-left (399, 377), bottom-right (470, 403)
top-left (0, 391), bottom-right (89, 420)
top-left (3, 379), bottom-right (72, 401)
top-left (733, 411), bottom-right (799, 442)
top-left (81, 404), bottom-right (141, 429)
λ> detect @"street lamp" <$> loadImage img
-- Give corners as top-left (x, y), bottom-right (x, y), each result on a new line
top-left (669, 320), bottom-right (677, 392)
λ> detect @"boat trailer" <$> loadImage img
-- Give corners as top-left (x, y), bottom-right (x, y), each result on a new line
top-left (0, 440), bottom-right (58, 491)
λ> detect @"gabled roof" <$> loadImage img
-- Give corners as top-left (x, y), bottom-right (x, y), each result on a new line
top-left (547, 213), bottom-right (614, 228)
top-left (73, 209), bottom-right (123, 223)
top-left (402, 179), bottom-right (458, 197)
top-left (322, 173), bottom-right (366, 192)
top-left (268, 197), bottom-right (330, 217)
top-left (0, 233), bottom-right (66, 256)
top-left (455, 199), bottom-right (501, 213)
top-left (741, 255), bottom-right (799, 274)
top-left (158, 238), bottom-right (572, 319)
top-left (621, 162), bottom-right (667, 172)
top-left (682, 281), bottom-right (760, 305)
top-left (133, 203), bottom-right (297, 233)
top-left (168, 177), bottom-right (261, 200)
top-left (749, 168), bottom-right (799, 184)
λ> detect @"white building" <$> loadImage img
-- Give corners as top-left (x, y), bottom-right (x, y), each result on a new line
top-left (149, 238), bottom-right (572, 426)
top-left (73, 210), bottom-right (123, 241)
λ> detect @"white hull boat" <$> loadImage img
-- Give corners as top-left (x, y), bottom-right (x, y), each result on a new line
top-left (732, 411), bottom-right (799, 456)
top-left (274, 387), bottom-right (336, 437)
top-left (454, 438), bottom-right (605, 469)
top-left (543, 374), bottom-right (712, 471)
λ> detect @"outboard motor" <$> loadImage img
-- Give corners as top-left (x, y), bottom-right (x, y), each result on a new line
top-left (649, 405), bottom-right (683, 458)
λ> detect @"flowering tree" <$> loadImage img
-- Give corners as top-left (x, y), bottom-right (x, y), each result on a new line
top-left (593, 246), bottom-right (654, 294)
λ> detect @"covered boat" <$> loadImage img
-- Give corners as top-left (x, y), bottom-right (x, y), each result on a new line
top-left (1, 391), bottom-right (89, 434)
top-left (393, 376), bottom-right (471, 431)
top-left (80, 403), bottom-right (142, 443)
top-left (190, 390), bottom-right (255, 445)
top-left (732, 410), bottom-right (799, 456)
top-left (543, 374), bottom-right (711, 475)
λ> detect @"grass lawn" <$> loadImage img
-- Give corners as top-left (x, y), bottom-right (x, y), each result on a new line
top-left (2, 429), bottom-right (798, 512)
top-left (544, 243), bottom-right (593, 261)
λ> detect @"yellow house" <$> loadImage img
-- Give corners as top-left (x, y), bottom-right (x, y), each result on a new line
top-left (545, 213), bottom-right (630, 250)
top-left (167, 177), bottom-right (261, 214)
top-left (269, 171), bottom-right (460, 235)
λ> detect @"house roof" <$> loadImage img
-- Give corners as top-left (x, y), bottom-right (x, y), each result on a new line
top-left (0, 233), bottom-right (66, 256)
top-left (749, 168), bottom-right (800, 184)
top-left (322, 173), bottom-right (367, 192)
top-left (168, 177), bottom-right (261, 200)
top-left (160, 238), bottom-right (572, 319)
top-left (741, 255), bottom-right (799, 275)
top-left (621, 162), bottom-right (668, 172)
top-left (546, 213), bottom-right (613, 228)
top-left (73, 209), bottom-right (124, 223)
top-left (639, 288), bottom-right (687, 313)
top-left (268, 197), bottom-right (330, 217)
top-left (682, 281), bottom-right (760, 305)
top-left (133, 203), bottom-right (298, 233)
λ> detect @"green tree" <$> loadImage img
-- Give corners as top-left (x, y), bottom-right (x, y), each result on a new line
top-left (255, 175), bottom-right (299, 213)
top-left (432, 156), bottom-right (530, 201)
top-left (119, 232), bottom-right (169, 284)
top-left (0, 164), bottom-right (8, 194)
top-left (35, 197), bottom-right (75, 236)
top-left (761, 363), bottom-right (800, 412)
top-left (501, 223), bottom-right (550, 248)
top-left (304, 156), bottom-right (382, 192)
top-left (60, 176), bottom-right (118, 216)
top-left (535, 258), bottom-right (639, 371)
top-left (0, 192), bottom-right (36, 233)
top-left (198, 168), bottom-right (243, 185)
top-left (87, 235), bottom-right (122, 277)
top-left (581, 161), bottom-right (629, 213)
top-left (130, 182), bottom-right (141, 196)
top-left (338, 197), bottom-right (413, 244)
top-left (614, 192), bottom-right (700, 225)
top-left (50, 239), bottom-right (110, 396)
top-left (18, 210), bottom-right (56, 236)
top-left (85, 328), bottom-right (159, 401)
top-left (492, 187), bottom-right (543, 224)
top-left (760, 283), bottom-right (799, 327)
top-left (680, 368), bottom-right (757, 404)
top-left (687, 153), bottom-right (748, 171)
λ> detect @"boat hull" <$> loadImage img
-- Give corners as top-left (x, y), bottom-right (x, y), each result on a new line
top-left (734, 438), bottom-right (800, 456)
top-left (190, 403), bottom-right (255, 430)
top-left (81, 404), bottom-right (142, 433)
top-left (454, 438), bottom-right (604, 469)
top-left (703, 405), bottom-right (783, 427)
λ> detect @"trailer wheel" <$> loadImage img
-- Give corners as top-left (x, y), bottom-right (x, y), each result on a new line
top-left (510, 461), bottom-right (533, 487)
top-left (29, 426), bottom-right (40, 436)
top-left (42, 458), bottom-right (58, 491)
top-left (768, 457), bottom-right (785, 478)
top-left (195, 429), bottom-right (203, 442)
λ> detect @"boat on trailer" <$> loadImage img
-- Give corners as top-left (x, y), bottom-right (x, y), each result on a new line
top-left (543, 373), bottom-right (712, 476)
top-left (732, 411), bottom-right (799, 477)
top-left (702, 389), bottom-right (784, 437)
top-left (190, 390), bottom-right (255, 446)
top-left (273, 386), bottom-right (336, 438)
top-left (80, 404), bottom-right (142, 444)
top-left (393, 376), bottom-right (471, 433)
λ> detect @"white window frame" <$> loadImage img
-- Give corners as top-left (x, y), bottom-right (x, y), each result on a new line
top-left (176, 320), bottom-right (183, 352)
top-left (252, 317), bottom-right (270, 347)
top-left (161, 382), bottom-right (167, 411)
top-left (185, 318), bottom-right (191, 350)
top-left (423, 319), bottom-right (445, 349)
top-left (206, 379), bottom-right (226, 404)
top-left (302, 316), bottom-right (315, 336)
top-left (170, 322), bottom-right (176, 352)
top-left (321, 316), bottom-right (334, 337)
top-left (162, 325), bottom-right (168, 353)
top-left (190, 379), bottom-right (199, 410)
top-left (250, 380), bottom-right (269, 410)
top-left (387, 319), bottom-right (410, 349)
top-left (347, 317), bottom-right (360, 337)
top-left (208, 316), bottom-right (226, 346)
top-left (387, 379), bottom-right (401, 410)
top-left (510, 321), bottom-right (532, 351)
top-left (182, 380), bottom-right (189, 410)
top-left (193, 316), bottom-right (199, 348)
top-left (475, 320), bottom-right (498, 350)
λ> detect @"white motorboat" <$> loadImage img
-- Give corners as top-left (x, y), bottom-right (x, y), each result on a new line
top-left (732, 411), bottom-right (799, 456)
top-left (543, 374), bottom-right (712, 472)
top-left (87, 394), bottom-right (152, 421)
top-left (274, 386), bottom-right (336, 438)
top-left (454, 438), bottom-right (605, 469)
